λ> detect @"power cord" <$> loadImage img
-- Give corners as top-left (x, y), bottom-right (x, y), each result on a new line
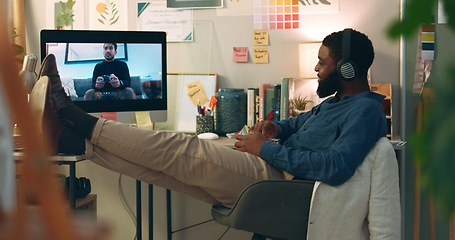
top-left (217, 227), bottom-right (230, 240)
top-left (118, 174), bottom-right (138, 240)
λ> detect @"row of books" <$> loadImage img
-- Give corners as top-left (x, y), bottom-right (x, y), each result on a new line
top-left (247, 77), bottom-right (301, 127)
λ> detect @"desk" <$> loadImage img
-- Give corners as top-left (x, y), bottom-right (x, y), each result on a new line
top-left (14, 152), bottom-right (86, 209)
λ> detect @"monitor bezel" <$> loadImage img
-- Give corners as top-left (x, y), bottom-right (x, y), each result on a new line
top-left (40, 29), bottom-right (167, 113)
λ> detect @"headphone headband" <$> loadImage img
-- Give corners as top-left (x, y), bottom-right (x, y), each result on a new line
top-left (337, 28), bottom-right (357, 81)
top-left (342, 28), bottom-right (352, 60)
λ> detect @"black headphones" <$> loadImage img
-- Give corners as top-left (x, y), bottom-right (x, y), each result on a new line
top-left (337, 28), bottom-right (358, 81)
top-left (65, 176), bottom-right (91, 199)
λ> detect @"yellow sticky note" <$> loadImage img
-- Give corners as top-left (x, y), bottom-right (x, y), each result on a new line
top-left (253, 30), bottom-right (269, 46)
top-left (253, 48), bottom-right (269, 64)
top-left (135, 112), bottom-right (154, 130)
top-left (187, 80), bottom-right (209, 106)
top-left (187, 80), bottom-right (203, 91)
top-left (187, 87), bottom-right (209, 107)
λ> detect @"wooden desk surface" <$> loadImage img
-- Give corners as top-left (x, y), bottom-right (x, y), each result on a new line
top-left (202, 136), bottom-right (237, 149)
top-left (14, 151), bottom-right (86, 162)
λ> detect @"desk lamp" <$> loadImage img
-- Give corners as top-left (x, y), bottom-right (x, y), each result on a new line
top-left (19, 54), bottom-right (37, 94)
top-left (298, 42), bottom-right (320, 79)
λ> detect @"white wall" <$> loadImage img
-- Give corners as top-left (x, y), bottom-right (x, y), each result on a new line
top-left (21, 0), bottom-right (400, 239)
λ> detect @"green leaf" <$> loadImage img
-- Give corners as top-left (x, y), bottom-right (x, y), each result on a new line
top-left (387, 0), bottom-right (455, 38)
top-left (98, 18), bottom-right (105, 24)
top-left (60, 1), bottom-right (67, 10)
top-left (110, 16), bottom-right (119, 25)
top-left (67, 0), bottom-right (75, 9)
top-left (110, 11), bottom-right (118, 21)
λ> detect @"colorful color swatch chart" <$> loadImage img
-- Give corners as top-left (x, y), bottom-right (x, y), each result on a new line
top-left (254, 0), bottom-right (300, 30)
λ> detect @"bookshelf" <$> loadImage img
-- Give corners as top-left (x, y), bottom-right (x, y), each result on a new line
top-left (370, 83), bottom-right (393, 139)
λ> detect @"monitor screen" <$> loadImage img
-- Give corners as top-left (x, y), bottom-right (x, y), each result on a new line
top-left (40, 30), bottom-right (167, 122)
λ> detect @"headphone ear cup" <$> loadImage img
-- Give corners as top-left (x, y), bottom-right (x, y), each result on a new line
top-left (65, 176), bottom-right (92, 199)
top-left (78, 177), bottom-right (91, 198)
top-left (337, 59), bottom-right (357, 81)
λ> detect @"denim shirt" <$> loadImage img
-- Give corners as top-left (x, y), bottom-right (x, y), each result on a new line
top-left (260, 91), bottom-right (387, 186)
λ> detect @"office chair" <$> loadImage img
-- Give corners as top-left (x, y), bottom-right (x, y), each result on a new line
top-left (211, 137), bottom-right (401, 240)
top-left (211, 179), bottom-right (315, 240)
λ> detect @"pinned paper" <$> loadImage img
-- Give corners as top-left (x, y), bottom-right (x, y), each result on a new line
top-left (253, 48), bottom-right (269, 64)
top-left (253, 30), bottom-right (269, 45)
top-left (101, 112), bottom-right (117, 121)
top-left (412, 26), bottom-right (434, 96)
top-left (421, 24), bottom-right (435, 60)
top-left (233, 47), bottom-right (248, 62)
top-left (187, 80), bottom-right (209, 106)
top-left (135, 111), bottom-right (154, 130)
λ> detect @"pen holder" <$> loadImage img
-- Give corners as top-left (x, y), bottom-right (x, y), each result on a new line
top-left (196, 115), bottom-right (214, 135)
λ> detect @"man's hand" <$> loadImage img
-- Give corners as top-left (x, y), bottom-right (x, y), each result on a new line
top-left (234, 130), bottom-right (268, 156)
top-left (109, 74), bottom-right (121, 88)
top-left (95, 76), bottom-right (105, 89)
top-left (250, 120), bottom-right (279, 139)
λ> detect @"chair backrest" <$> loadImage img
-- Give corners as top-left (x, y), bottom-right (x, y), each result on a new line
top-left (212, 137), bottom-right (400, 240)
top-left (307, 137), bottom-right (401, 240)
top-left (212, 179), bottom-right (314, 240)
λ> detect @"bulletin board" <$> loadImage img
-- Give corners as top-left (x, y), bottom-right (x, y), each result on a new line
top-left (168, 73), bottom-right (218, 133)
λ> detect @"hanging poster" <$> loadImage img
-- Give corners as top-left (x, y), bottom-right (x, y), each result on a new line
top-left (138, 2), bottom-right (193, 42)
top-left (89, 0), bottom-right (128, 30)
top-left (299, 0), bottom-right (339, 14)
top-left (167, 0), bottom-right (222, 9)
top-left (217, 0), bottom-right (253, 16)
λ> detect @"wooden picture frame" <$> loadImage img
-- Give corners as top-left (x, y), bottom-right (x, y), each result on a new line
top-left (167, 0), bottom-right (222, 8)
top-left (166, 73), bottom-right (218, 133)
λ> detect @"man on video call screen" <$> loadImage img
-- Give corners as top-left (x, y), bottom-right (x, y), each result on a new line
top-left (84, 42), bottom-right (135, 100)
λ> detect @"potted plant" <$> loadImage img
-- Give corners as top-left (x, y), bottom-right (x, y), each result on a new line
top-left (291, 94), bottom-right (313, 117)
top-left (56, 0), bottom-right (75, 30)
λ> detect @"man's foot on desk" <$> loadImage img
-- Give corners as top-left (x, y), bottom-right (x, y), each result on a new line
top-left (38, 54), bottom-right (73, 112)
top-left (30, 54), bottom-right (73, 154)
top-left (39, 54), bottom-right (98, 153)
top-left (29, 75), bottom-right (63, 154)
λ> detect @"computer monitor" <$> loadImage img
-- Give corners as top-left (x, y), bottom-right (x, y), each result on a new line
top-left (40, 30), bottom-right (167, 122)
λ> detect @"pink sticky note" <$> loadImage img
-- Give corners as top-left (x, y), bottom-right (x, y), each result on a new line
top-left (101, 112), bottom-right (117, 121)
top-left (233, 47), bottom-right (248, 63)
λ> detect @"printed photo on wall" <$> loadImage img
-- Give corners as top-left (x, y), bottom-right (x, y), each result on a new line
top-left (89, 0), bottom-right (128, 30)
top-left (46, 0), bottom-right (85, 30)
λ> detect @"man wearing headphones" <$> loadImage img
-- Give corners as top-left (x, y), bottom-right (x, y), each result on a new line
top-left (236, 28), bottom-right (384, 186)
top-left (39, 29), bottom-right (398, 239)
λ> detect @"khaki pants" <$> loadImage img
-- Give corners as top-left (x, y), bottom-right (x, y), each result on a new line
top-left (85, 119), bottom-right (287, 207)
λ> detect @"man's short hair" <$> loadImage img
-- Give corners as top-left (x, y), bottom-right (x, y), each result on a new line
top-left (104, 42), bottom-right (118, 51)
top-left (322, 29), bottom-right (374, 79)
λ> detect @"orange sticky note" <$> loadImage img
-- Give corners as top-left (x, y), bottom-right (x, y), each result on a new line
top-left (233, 47), bottom-right (248, 62)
